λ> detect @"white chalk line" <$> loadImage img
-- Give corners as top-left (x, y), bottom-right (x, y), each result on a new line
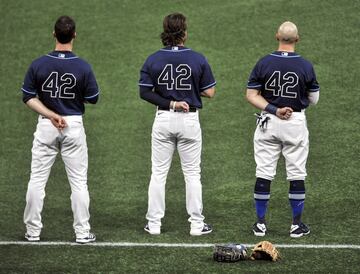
top-left (0, 241), bottom-right (360, 249)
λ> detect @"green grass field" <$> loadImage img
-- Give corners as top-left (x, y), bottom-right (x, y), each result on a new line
top-left (1, 0), bottom-right (359, 272)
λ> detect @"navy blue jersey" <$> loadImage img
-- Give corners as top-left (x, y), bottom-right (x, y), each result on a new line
top-left (247, 51), bottom-right (319, 110)
top-left (139, 46), bottom-right (216, 108)
top-left (21, 51), bottom-right (100, 115)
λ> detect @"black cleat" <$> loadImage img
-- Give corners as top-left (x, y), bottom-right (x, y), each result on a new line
top-left (253, 222), bottom-right (267, 237)
top-left (290, 222), bottom-right (310, 238)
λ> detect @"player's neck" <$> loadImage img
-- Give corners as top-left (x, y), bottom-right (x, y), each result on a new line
top-left (55, 42), bottom-right (73, 52)
top-left (277, 43), bottom-right (295, 52)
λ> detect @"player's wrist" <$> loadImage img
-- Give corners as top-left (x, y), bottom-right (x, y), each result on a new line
top-left (169, 100), bottom-right (176, 110)
top-left (264, 104), bottom-right (278, 115)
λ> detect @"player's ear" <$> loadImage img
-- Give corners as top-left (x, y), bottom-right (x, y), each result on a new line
top-left (295, 35), bottom-right (299, 43)
top-left (275, 33), bottom-right (280, 41)
top-left (73, 32), bottom-right (77, 40)
top-left (53, 31), bottom-right (56, 38)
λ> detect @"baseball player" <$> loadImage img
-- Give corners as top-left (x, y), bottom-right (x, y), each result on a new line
top-left (21, 16), bottom-right (99, 243)
top-left (139, 13), bottom-right (216, 236)
top-left (246, 21), bottom-right (320, 238)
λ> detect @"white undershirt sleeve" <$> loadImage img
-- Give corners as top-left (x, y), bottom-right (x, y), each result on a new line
top-left (308, 91), bottom-right (319, 105)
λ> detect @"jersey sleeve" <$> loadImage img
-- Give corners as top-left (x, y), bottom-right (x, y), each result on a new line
top-left (199, 59), bottom-right (216, 91)
top-left (21, 64), bottom-right (37, 103)
top-left (306, 65), bottom-right (320, 92)
top-left (84, 67), bottom-right (100, 103)
top-left (138, 59), bottom-right (154, 88)
top-left (247, 62), bottom-right (262, 90)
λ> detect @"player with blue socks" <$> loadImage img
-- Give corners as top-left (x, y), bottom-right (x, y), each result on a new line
top-left (246, 21), bottom-right (320, 238)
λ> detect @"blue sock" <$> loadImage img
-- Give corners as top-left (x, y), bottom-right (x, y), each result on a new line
top-left (254, 178), bottom-right (271, 223)
top-left (289, 180), bottom-right (305, 225)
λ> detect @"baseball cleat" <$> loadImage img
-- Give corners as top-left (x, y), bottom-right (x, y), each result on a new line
top-left (25, 233), bottom-right (40, 242)
top-left (190, 223), bottom-right (213, 236)
top-left (290, 222), bottom-right (310, 238)
top-left (144, 224), bottom-right (161, 235)
top-left (253, 222), bottom-right (267, 237)
top-left (76, 232), bottom-right (96, 244)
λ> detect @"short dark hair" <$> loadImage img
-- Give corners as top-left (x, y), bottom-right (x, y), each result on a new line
top-left (161, 13), bottom-right (187, 46)
top-left (54, 16), bottom-right (76, 44)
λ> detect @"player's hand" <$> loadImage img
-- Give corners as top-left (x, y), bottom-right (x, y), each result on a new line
top-left (276, 107), bottom-right (293, 120)
top-left (50, 115), bottom-right (67, 130)
top-left (174, 101), bottom-right (189, 112)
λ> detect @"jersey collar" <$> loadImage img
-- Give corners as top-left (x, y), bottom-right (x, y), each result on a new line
top-left (270, 51), bottom-right (301, 58)
top-left (47, 51), bottom-right (78, 59)
top-left (160, 46), bottom-right (191, 52)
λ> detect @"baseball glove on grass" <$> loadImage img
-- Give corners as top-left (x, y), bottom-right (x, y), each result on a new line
top-left (250, 241), bottom-right (280, 261)
top-left (213, 243), bottom-right (248, 262)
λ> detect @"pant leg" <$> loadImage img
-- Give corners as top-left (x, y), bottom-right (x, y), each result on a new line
top-left (177, 112), bottom-right (204, 230)
top-left (146, 111), bottom-right (176, 230)
top-left (60, 116), bottom-right (90, 238)
top-left (24, 117), bottom-right (59, 236)
top-left (281, 113), bottom-right (309, 181)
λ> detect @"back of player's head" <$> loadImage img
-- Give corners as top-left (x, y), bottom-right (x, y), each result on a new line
top-left (276, 21), bottom-right (298, 44)
top-left (161, 13), bottom-right (187, 46)
top-left (54, 16), bottom-right (76, 44)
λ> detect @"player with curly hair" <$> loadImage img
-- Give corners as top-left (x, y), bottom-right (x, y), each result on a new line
top-left (139, 13), bottom-right (216, 236)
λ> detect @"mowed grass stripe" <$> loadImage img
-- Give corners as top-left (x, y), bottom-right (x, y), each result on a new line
top-left (1, 241), bottom-right (360, 249)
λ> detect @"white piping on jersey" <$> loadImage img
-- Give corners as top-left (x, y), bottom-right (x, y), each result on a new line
top-left (84, 91), bottom-right (100, 99)
top-left (46, 54), bottom-right (79, 60)
top-left (247, 84), bottom-right (262, 88)
top-left (309, 88), bottom-right (320, 92)
top-left (21, 88), bottom-right (36, 95)
top-left (270, 54), bottom-right (301, 58)
top-left (159, 49), bottom-right (191, 52)
top-left (200, 81), bottom-right (216, 90)
top-left (138, 83), bottom-right (154, 87)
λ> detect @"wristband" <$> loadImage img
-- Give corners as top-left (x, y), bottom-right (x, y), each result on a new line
top-left (264, 104), bottom-right (278, 115)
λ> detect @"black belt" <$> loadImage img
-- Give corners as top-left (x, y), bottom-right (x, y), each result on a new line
top-left (158, 106), bottom-right (197, 112)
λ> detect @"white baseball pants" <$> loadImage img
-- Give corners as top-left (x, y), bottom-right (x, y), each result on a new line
top-left (254, 111), bottom-right (309, 181)
top-left (24, 115), bottom-right (91, 238)
top-left (146, 110), bottom-right (205, 231)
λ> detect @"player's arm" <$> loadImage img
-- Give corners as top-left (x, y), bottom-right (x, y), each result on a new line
top-left (201, 87), bottom-right (215, 98)
top-left (306, 64), bottom-right (320, 105)
top-left (246, 88), bottom-right (293, 120)
top-left (84, 68), bottom-right (100, 104)
top-left (21, 64), bottom-right (66, 129)
top-left (308, 91), bottom-right (319, 105)
top-left (139, 86), bottom-right (171, 108)
top-left (25, 98), bottom-right (67, 129)
top-left (139, 86), bottom-right (190, 112)
top-left (199, 58), bottom-right (216, 99)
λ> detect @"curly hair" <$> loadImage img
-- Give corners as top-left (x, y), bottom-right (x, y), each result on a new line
top-left (161, 13), bottom-right (187, 46)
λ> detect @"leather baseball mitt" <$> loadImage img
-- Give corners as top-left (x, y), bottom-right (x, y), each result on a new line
top-left (250, 241), bottom-right (280, 261)
top-left (213, 243), bottom-right (248, 262)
